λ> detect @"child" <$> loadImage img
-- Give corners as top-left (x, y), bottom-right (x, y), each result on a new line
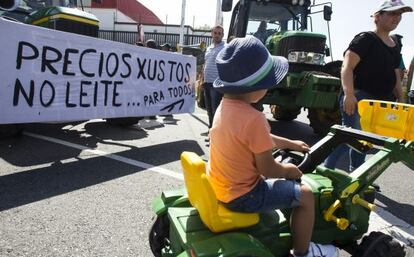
top-left (207, 36), bottom-right (338, 257)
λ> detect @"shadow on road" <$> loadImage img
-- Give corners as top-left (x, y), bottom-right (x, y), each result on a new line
top-left (0, 139), bottom-right (203, 211)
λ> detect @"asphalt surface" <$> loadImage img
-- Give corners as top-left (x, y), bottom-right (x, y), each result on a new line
top-left (0, 106), bottom-right (413, 257)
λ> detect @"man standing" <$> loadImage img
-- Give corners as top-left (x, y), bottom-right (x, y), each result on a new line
top-left (203, 25), bottom-right (225, 140)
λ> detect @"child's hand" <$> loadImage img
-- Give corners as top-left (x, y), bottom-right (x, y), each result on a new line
top-left (289, 140), bottom-right (310, 152)
top-left (282, 163), bottom-right (303, 180)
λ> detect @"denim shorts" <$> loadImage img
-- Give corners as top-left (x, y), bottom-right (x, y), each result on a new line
top-left (223, 179), bottom-right (301, 213)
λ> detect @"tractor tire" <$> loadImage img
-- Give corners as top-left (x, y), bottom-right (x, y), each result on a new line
top-left (106, 117), bottom-right (141, 126)
top-left (270, 105), bottom-right (301, 121)
top-left (0, 124), bottom-right (23, 139)
top-left (352, 231), bottom-right (405, 257)
top-left (308, 107), bottom-right (341, 136)
top-left (149, 214), bottom-right (170, 257)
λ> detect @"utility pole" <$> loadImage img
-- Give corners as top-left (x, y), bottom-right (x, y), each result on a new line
top-left (215, 0), bottom-right (223, 25)
top-left (179, 0), bottom-right (186, 46)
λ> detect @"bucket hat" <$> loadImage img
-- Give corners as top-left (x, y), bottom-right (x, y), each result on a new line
top-left (213, 36), bottom-right (288, 94)
top-left (373, 0), bottom-right (413, 15)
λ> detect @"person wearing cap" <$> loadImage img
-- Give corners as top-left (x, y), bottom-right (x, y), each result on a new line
top-left (207, 36), bottom-right (338, 257)
top-left (324, 0), bottom-right (412, 172)
top-left (202, 25), bottom-right (226, 140)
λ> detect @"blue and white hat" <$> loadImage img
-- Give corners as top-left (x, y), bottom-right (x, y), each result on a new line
top-left (213, 36), bottom-right (288, 94)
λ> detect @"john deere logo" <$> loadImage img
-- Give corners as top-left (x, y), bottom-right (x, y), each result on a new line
top-left (385, 113), bottom-right (398, 121)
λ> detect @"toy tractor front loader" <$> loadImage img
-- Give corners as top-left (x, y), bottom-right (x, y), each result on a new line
top-left (149, 100), bottom-right (414, 257)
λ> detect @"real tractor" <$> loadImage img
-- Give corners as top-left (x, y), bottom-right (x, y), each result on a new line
top-left (223, 0), bottom-right (342, 135)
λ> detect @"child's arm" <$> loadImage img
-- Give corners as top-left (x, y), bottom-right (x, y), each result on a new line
top-left (270, 134), bottom-right (310, 152)
top-left (254, 150), bottom-right (302, 179)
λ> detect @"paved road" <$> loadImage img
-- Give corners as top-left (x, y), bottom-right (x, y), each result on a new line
top-left (0, 106), bottom-right (413, 257)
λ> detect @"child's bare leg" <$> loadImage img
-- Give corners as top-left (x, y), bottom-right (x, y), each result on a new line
top-left (291, 184), bottom-right (315, 255)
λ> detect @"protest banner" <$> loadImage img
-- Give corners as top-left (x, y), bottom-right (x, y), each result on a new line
top-left (0, 18), bottom-right (196, 124)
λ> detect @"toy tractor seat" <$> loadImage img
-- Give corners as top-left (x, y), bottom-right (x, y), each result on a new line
top-left (359, 100), bottom-right (414, 141)
top-left (180, 152), bottom-right (259, 233)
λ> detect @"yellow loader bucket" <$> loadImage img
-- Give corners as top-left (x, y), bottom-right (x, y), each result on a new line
top-left (358, 100), bottom-right (414, 141)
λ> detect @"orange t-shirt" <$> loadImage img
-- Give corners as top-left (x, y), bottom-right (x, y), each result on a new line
top-left (207, 98), bottom-right (274, 203)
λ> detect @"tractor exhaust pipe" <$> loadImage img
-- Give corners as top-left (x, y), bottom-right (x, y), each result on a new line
top-left (0, 0), bottom-right (21, 11)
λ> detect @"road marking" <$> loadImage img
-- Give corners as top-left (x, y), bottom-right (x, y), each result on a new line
top-left (23, 131), bottom-right (414, 248)
top-left (23, 132), bottom-right (184, 181)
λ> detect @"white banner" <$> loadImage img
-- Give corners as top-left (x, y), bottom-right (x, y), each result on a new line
top-left (0, 18), bottom-right (196, 124)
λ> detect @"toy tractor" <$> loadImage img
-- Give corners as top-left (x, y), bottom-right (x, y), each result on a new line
top-left (149, 100), bottom-right (414, 257)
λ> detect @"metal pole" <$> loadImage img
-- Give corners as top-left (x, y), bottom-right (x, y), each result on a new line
top-left (215, 0), bottom-right (222, 25)
top-left (179, 0), bottom-right (186, 46)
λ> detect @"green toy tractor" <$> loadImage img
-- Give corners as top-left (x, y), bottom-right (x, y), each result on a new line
top-left (149, 100), bottom-right (414, 257)
top-left (223, 0), bottom-right (342, 135)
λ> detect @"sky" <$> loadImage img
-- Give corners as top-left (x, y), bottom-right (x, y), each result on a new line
top-left (137, 0), bottom-right (414, 66)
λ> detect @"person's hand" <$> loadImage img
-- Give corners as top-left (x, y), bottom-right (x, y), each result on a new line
top-left (343, 94), bottom-right (358, 115)
top-left (282, 163), bottom-right (303, 180)
top-left (289, 140), bottom-right (310, 152)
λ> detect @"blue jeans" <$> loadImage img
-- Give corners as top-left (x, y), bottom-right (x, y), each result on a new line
top-left (203, 83), bottom-right (223, 128)
top-left (223, 179), bottom-right (301, 213)
top-left (324, 90), bottom-right (374, 171)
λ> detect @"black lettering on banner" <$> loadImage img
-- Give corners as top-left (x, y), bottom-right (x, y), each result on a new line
top-left (93, 81), bottom-right (98, 106)
top-left (101, 80), bottom-right (112, 106)
top-left (143, 90), bottom-right (164, 106)
top-left (98, 52), bottom-right (105, 77)
top-left (120, 53), bottom-right (132, 78)
top-left (112, 81), bottom-right (122, 106)
top-left (176, 63), bottom-right (184, 82)
top-left (13, 78), bottom-right (34, 106)
top-left (16, 41), bottom-right (39, 70)
top-left (158, 60), bottom-right (165, 81)
top-left (40, 80), bottom-right (55, 107)
top-left (80, 80), bottom-right (91, 107)
top-left (79, 49), bottom-right (97, 77)
top-left (137, 57), bottom-right (147, 79)
top-left (62, 48), bottom-right (79, 76)
top-left (41, 46), bottom-right (62, 75)
top-left (106, 52), bottom-right (119, 77)
top-left (65, 81), bottom-right (76, 107)
top-left (184, 63), bottom-right (191, 83)
top-left (147, 59), bottom-right (157, 80)
top-left (168, 61), bottom-right (177, 82)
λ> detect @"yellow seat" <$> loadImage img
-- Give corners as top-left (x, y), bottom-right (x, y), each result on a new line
top-left (359, 100), bottom-right (414, 141)
top-left (180, 151), bottom-right (259, 233)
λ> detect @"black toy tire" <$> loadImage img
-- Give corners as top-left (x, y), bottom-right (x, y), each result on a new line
top-left (270, 105), bottom-right (300, 121)
top-left (352, 231), bottom-right (405, 257)
top-left (149, 214), bottom-right (170, 257)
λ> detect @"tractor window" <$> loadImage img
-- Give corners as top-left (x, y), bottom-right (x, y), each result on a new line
top-left (246, 2), bottom-right (308, 43)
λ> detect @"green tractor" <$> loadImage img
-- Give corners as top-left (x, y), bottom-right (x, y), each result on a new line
top-left (149, 100), bottom-right (413, 257)
top-left (0, 0), bottom-right (141, 138)
top-left (223, 0), bottom-right (342, 135)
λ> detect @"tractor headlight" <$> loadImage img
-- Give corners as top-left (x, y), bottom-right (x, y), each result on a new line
top-left (288, 51), bottom-right (325, 65)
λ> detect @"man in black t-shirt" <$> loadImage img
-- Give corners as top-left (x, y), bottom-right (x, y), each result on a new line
top-left (325, 0), bottom-right (412, 172)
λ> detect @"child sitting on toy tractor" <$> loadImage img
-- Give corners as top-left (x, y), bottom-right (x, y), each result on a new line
top-left (207, 36), bottom-right (339, 257)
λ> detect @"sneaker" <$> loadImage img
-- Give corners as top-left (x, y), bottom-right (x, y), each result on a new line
top-left (294, 242), bottom-right (338, 257)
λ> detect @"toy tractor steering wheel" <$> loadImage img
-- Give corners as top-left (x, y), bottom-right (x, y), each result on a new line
top-left (273, 149), bottom-right (310, 171)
